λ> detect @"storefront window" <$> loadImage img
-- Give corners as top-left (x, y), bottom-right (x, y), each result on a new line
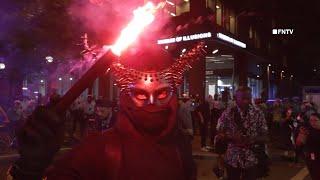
top-left (205, 55), bottom-right (235, 98)
top-left (206, 76), bottom-right (233, 98)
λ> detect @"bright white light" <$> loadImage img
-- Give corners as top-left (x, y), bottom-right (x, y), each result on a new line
top-left (217, 80), bottom-right (231, 87)
top-left (291, 75), bottom-right (294, 78)
top-left (217, 33), bottom-right (246, 48)
top-left (281, 70), bottom-right (284, 73)
top-left (70, 77), bottom-right (73, 81)
top-left (212, 49), bottom-right (219, 54)
top-left (257, 75), bottom-right (260, 78)
top-left (205, 45), bottom-right (208, 48)
top-left (184, 0), bottom-right (189, 2)
top-left (46, 56), bottom-right (54, 63)
top-left (257, 64), bottom-right (260, 68)
top-left (22, 87), bottom-right (28, 90)
top-left (268, 64), bottom-right (272, 67)
top-left (59, 77), bottom-right (62, 81)
top-left (182, 49), bottom-right (186, 53)
top-left (165, 45), bottom-right (169, 50)
top-left (170, 13), bottom-right (176, 16)
top-left (40, 80), bottom-right (44, 83)
top-left (221, 55), bottom-right (232, 57)
top-left (34, 91), bottom-right (39, 94)
top-left (0, 63), bottom-right (5, 70)
top-left (111, 2), bottom-right (161, 56)
top-left (166, 1), bottom-right (175, 6)
top-left (216, 5), bottom-right (220, 9)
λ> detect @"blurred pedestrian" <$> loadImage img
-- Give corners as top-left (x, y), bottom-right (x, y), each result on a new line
top-left (296, 113), bottom-right (320, 179)
top-left (178, 97), bottom-right (194, 139)
top-left (272, 99), bottom-right (283, 140)
top-left (7, 100), bottom-right (24, 136)
top-left (95, 99), bottom-right (115, 131)
top-left (83, 95), bottom-right (96, 135)
top-left (196, 98), bottom-right (211, 151)
top-left (210, 94), bottom-right (223, 147)
top-left (7, 100), bottom-right (23, 124)
top-left (0, 105), bottom-right (9, 124)
top-left (280, 107), bottom-right (295, 160)
top-left (70, 98), bottom-right (84, 138)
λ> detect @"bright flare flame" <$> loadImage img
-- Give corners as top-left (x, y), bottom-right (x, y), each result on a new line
top-left (111, 2), bottom-right (164, 56)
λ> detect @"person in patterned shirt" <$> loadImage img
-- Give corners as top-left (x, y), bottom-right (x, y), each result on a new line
top-left (216, 86), bottom-right (268, 180)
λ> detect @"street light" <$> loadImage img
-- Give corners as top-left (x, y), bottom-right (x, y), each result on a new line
top-left (212, 49), bottom-right (219, 54)
top-left (59, 77), bottom-right (62, 81)
top-left (281, 70), bottom-right (284, 80)
top-left (46, 56), bottom-right (54, 63)
top-left (0, 63), bottom-right (5, 70)
top-left (267, 64), bottom-right (271, 98)
top-left (70, 77), bottom-right (73, 81)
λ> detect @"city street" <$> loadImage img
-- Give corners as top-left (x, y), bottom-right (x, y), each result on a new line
top-left (0, 137), bottom-right (312, 180)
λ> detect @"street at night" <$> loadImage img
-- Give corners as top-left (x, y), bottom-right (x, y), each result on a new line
top-left (1, 0), bottom-right (320, 179)
top-left (0, 137), bottom-right (313, 179)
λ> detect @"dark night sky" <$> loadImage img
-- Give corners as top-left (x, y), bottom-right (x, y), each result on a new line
top-left (273, 0), bottom-right (320, 82)
top-left (0, 0), bottom-right (320, 84)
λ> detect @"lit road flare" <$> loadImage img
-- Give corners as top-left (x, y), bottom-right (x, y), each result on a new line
top-left (111, 2), bottom-right (165, 56)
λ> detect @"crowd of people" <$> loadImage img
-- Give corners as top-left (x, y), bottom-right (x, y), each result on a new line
top-left (178, 87), bottom-right (320, 179)
top-left (0, 92), bottom-right (118, 146)
top-left (66, 94), bottom-right (117, 140)
top-left (1, 86), bottom-right (320, 179)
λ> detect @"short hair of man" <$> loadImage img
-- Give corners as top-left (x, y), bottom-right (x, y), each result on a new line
top-left (235, 86), bottom-right (252, 95)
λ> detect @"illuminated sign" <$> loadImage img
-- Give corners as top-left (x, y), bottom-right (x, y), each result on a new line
top-left (217, 33), bottom-right (246, 48)
top-left (157, 32), bottom-right (212, 45)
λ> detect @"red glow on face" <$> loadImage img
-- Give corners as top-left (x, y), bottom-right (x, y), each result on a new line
top-left (110, 2), bottom-right (164, 56)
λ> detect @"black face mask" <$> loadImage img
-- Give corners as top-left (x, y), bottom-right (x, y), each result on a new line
top-left (128, 105), bottom-right (171, 136)
top-left (120, 93), bottom-right (178, 138)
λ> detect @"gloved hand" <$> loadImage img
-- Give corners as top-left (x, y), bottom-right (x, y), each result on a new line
top-left (10, 106), bottom-right (64, 179)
